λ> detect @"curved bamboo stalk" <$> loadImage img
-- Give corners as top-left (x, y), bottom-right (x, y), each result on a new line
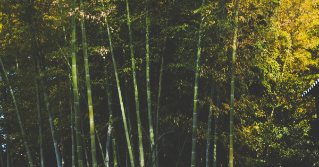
top-left (101, 1), bottom-right (135, 166)
top-left (79, 0), bottom-right (97, 165)
top-left (71, 0), bottom-right (84, 166)
top-left (191, 0), bottom-right (205, 166)
top-left (0, 58), bottom-right (34, 167)
top-left (124, 0), bottom-right (145, 165)
top-left (229, 0), bottom-right (240, 166)
top-left (145, 0), bottom-right (155, 165)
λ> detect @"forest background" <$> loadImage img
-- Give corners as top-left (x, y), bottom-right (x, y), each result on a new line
top-left (0, 0), bottom-right (319, 166)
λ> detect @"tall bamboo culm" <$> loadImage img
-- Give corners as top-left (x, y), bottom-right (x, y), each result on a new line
top-left (71, 0), bottom-right (84, 166)
top-left (191, 0), bottom-right (205, 166)
top-left (145, 0), bottom-right (155, 165)
top-left (80, 0), bottom-right (97, 165)
top-left (125, 0), bottom-right (145, 165)
top-left (229, 0), bottom-right (239, 166)
top-left (102, 1), bottom-right (135, 166)
top-left (0, 58), bottom-right (34, 167)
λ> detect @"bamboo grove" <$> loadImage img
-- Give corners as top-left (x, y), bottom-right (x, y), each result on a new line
top-left (0, 0), bottom-right (319, 166)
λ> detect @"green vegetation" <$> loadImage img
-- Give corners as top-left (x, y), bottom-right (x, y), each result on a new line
top-left (0, 0), bottom-right (318, 166)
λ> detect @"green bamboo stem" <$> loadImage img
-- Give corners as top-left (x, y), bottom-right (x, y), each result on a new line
top-left (206, 77), bottom-right (214, 167)
top-left (71, 0), bottom-right (84, 166)
top-left (33, 50), bottom-right (44, 167)
top-left (80, 0), bottom-right (97, 166)
top-left (191, 0), bottom-right (205, 166)
top-left (229, 0), bottom-right (239, 166)
top-left (102, 1), bottom-right (134, 166)
top-left (0, 58), bottom-right (34, 167)
top-left (145, 0), bottom-right (155, 164)
top-left (125, 0), bottom-right (145, 165)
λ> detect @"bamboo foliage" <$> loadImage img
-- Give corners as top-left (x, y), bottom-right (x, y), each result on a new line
top-left (145, 0), bottom-right (155, 165)
top-left (80, 0), bottom-right (97, 165)
top-left (229, 0), bottom-right (240, 166)
top-left (191, 0), bottom-right (205, 166)
top-left (71, 0), bottom-right (84, 166)
top-left (0, 58), bottom-right (34, 167)
top-left (125, 0), bottom-right (145, 165)
top-left (102, 1), bottom-right (135, 166)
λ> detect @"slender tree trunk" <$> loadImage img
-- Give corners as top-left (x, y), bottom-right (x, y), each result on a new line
top-left (191, 0), bottom-right (205, 166)
top-left (79, 0), bottom-right (97, 165)
top-left (145, 0), bottom-right (155, 165)
top-left (71, 0), bottom-right (84, 166)
top-left (0, 58), bottom-right (34, 167)
top-left (33, 49), bottom-right (45, 167)
top-left (102, 1), bottom-right (134, 166)
top-left (206, 77), bottom-right (214, 167)
top-left (125, 0), bottom-right (145, 165)
top-left (229, 0), bottom-right (239, 166)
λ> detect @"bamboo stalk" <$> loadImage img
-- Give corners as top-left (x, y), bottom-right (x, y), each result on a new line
top-left (229, 0), bottom-right (239, 166)
top-left (101, 1), bottom-right (135, 166)
top-left (0, 58), bottom-right (34, 167)
top-left (71, 0), bottom-right (84, 166)
top-left (145, 0), bottom-right (155, 165)
top-left (79, 0), bottom-right (97, 165)
top-left (191, 0), bottom-right (205, 166)
top-left (124, 0), bottom-right (145, 165)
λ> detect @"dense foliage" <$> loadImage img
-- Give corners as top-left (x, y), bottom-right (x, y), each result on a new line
top-left (0, 0), bottom-right (319, 166)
